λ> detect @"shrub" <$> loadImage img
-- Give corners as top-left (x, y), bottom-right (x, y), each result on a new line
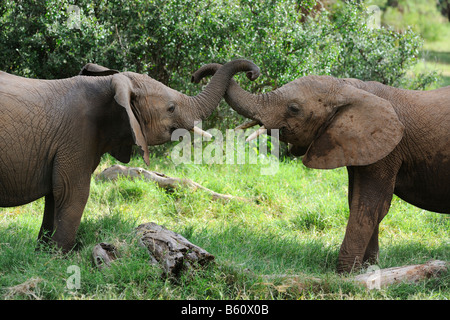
top-left (0, 0), bottom-right (439, 129)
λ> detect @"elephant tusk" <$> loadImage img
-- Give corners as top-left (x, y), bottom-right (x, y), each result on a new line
top-left (246, 126), bottom-right (266, 142)
top-left (192, 126), bottom-right (213, 139)
top-left (234, 120), bottom-right (259, 130)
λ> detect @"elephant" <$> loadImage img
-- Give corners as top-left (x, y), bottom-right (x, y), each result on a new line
top-left (192, 63), bottom-right (450, 273)
top-left (0, 59), bottom-right (260, 253)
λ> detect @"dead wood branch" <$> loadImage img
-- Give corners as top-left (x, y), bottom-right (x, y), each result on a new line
top-left (92, 223), bottom-right (214, 276)
top-left (92, 243), bottom-right (119, 270)
top-left (136, 222), bottom-right (215, 276)
top-left (4, 278), bottom-right (44, 300)
top-left (97, 164), bottom-right (250, 202)
top-left (353, 260), bottom-right (448, 289)
top-left (259, 260), bottom-right (448, 292)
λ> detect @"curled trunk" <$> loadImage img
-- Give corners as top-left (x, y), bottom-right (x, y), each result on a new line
top-left (190, 62), bottom-right (264, 123)
top-left (186, 60), bottom-right (260, 125)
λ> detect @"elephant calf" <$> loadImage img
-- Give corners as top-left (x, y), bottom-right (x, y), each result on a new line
top-left (0, 60), bottom-right (260, 252)
top-left (193, 63), bottom-right (450, 273)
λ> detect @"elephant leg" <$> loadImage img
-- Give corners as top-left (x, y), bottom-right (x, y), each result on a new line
top-left (37, 194), bottom-right (56, 245)
top-left (363, 224), bottom-right (380, 264)
top-left (338, 164), bottom-right (398, 273)
top-left (49, 158), bottom-right (92, 253)
top-left (51, 182), bottom-right (91, 253)
top-left (347, 166), bottom-right (383, 265)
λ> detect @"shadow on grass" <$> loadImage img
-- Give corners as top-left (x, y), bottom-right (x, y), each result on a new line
top-left (181, 224), bottom-right (449, 277)
top-left (1, 217), bottom-right (448, 279)
top-left (0, 211), bottom-right (139, 261)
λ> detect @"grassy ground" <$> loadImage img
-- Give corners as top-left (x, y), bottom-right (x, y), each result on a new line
top-left (1, 23), bottom-right (450, 302)
top-left (1, 151), bottom-right (449, 300)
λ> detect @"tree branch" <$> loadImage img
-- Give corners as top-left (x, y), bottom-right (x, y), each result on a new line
top-left (96, 164), bottom-right (251, 202)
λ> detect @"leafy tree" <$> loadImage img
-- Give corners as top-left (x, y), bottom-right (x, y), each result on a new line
top-left (0, 0), bottom-right (439, 130)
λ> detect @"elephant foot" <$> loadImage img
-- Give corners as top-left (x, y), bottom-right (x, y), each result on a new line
top-left (337, 263), bottom-right (359, 274)
top-left (337, 254), bottom-right (380, 274)
top-left (36, 234), bottom-right (76, 255)
top-left (363, 251), bottom-right (379, 266)
top-left (36, 229), bottom-right (54, 251)
top-left (337, 255), bottom-right (364, 274)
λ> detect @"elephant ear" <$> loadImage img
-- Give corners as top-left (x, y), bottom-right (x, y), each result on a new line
top-left (303, 84), bottom-right (404, 169)
top-left (79, 63), bottom-right (119, 76)
top-left (110, 74), bottom-right (150, 165)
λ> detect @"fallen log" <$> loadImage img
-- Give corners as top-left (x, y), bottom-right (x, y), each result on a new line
top-left (136, 222), bottom-right (215, 276)
top-left (92, 243), bottom-right (119, 270)
top-left (97, 164), bottom-right (250, 202)
top-left (353, 260), bottom-right (448, 289)
top-left (92, 223), bottom-right (214, 276)
top-left (259, 260), bottom-right (448, 292)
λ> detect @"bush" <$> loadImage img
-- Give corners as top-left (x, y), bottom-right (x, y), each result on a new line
top-left (0, 0), bottom-right (439, 128)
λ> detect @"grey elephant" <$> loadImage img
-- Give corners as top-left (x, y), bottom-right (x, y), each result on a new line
top-left (192, 63), bottom-right (450, 273)
top-left (0, 59), bottom-right (260, 252)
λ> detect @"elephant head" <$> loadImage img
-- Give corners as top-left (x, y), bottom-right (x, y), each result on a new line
top-left (192, 64), bottom-right (404, 169)
top-left (80, 59), bottom-right (260, 165)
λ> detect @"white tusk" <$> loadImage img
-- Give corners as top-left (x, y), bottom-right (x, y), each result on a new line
top-left (246, 126), bottom-right (266, 142)
top-left (192, 126), bottom-right (212, 139)
top-left (234, 120), bottom-right (259, 130)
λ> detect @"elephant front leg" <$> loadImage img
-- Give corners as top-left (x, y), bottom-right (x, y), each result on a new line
top-left (337, 165), bottom-right (397, 273)
top-left (51, 186), bottom-right (90, 253)
top-left (48, 160), bottom-right (92, 253)
top-left (37, 194), bottom-right (56, 246)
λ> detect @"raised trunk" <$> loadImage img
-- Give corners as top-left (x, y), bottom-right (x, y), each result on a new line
top-left (186, 60), bottom-right (260, 125)
top-left (191, 63), bottom-right (267, 124)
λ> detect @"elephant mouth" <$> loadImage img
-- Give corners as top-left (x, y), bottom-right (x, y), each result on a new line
top-left (278, 126), bottom-right (295, 143)
top-left (168, 125), bottom-right (212, 140)
top-left (288, 144), bottom-right (308, 157)
top-left (239, 121), bottom-right (291, 143)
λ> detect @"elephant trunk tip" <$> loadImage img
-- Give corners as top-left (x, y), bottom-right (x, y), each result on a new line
top-left (188, 59), bottom-right (261, 121)
top-left (190, 60), bottom-right (259, 85)
top-left (245, 67), bottom-right (260, 81)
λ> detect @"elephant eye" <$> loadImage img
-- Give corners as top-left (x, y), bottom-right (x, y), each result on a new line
top-left (168, 103), bottom-right (176, 113)
top-left (288, 104), bottom-right (300, 114)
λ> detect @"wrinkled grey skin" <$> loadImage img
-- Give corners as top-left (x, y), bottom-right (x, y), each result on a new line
top-left (193, 63), bottom-right (450, 273)
top-left (0, 59), bottom-right (259, 252)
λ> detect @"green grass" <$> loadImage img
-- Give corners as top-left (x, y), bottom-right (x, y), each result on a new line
top-left (1, 152), bottom-right (449, 300)
top-left (414, 25), bottom-right (450, 88)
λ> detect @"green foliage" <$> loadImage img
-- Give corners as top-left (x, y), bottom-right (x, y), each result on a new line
top-left (0, 1), bottom-right (437, 84)
top-left (0, 0), bottom-right (440, 129)
top-left (0, 0), bottom-right (108, 78)
top-left (328, 2), bottom-right (439, 89)
top-left (0, 0), bottom-right (441, 128)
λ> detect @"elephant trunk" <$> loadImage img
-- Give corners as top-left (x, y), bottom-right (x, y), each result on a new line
top-left (190, 59), bottom-right (260, 125)
top-left (191, 63), bottom-right (266, 124)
